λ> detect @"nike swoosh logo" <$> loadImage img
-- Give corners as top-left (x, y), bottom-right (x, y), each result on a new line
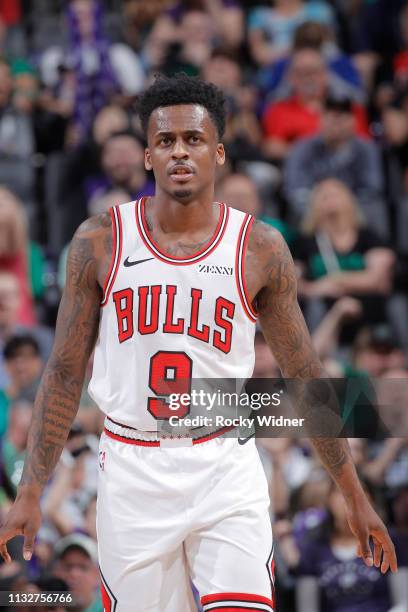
top-left (237, 434), bottom-right (255, 445)
top-left (124, 256), bottom-right (155, 267)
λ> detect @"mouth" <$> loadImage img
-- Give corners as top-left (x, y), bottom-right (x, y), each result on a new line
top-left (169, 165), bottom-right (195, 183)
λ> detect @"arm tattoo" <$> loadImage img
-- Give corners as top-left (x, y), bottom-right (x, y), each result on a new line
top-left (253, 222), bottom-right (355, 485)
top-left (20, 214), bottom-right (109, 490)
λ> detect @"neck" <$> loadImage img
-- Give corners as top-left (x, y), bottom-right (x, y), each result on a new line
top-left (151, 188), bottom-right (216, 235)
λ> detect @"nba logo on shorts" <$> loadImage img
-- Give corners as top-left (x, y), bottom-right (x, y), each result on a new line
top-left (99, 450), bottom-right (106, 471)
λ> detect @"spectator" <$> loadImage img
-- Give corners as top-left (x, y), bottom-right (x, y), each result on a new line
top-left (91, 105), bottom-right (129, 148)
top-left (85, 131), bottom-right (154, 209)
top-left (259, 21), bottom-right (364, 102)
top-left (284, 95), bottom-right (386, 232)
top-left (160, 9), bottom-right (217, 75)
top-left (43, 444), bottom-right (97, 538)
top-left (3, 334), bottom-right (44, 402)
top-left (352, 326), bottom-right (407, 377)
top-left (253, 330), bottom-right (280, 379)
top-left (248, 0), bottom-right (335, 67)
top-left (351, 0), bottom-right (405, 91)
top-left (0, 272), bottom-right (53, 388)
top-left (35, 576), bottom-right (70, 612)
top-left (122, 0), bottom-right (176, 53)
top-left (202, 50), bottom-right (263, 155)
top-left (294, 179), bottom-right (395, 341)
top-left (279, 482), bottom-right (400, 612)
top-left (165, 0), bottom-right (244, 52)
top-left (0, 187), bottom-right (42, 325)
top-left (261, 48), bottom-right (369, 161)
top-left (52, 534), bottom-right (102, 612)
top-left (39, 0), bottom-right (122, 146)
top-left (216, 172), bottom-right (296, 246)
top-left (311, 297), bottom-right (363, 369)
top-left (0, 58), bottom-right (35, 206)
top-left (0, 399), bottom-right (32, 494)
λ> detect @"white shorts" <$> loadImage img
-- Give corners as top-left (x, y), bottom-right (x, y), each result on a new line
top-left (97, 426), bottom-right (275, 612)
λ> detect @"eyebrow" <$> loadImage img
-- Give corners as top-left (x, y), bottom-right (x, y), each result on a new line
top-left (155, 129), bottom-right (205, 137)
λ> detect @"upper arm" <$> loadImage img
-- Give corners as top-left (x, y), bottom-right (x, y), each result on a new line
top-left (363, 247), bottom-right (395, 292)
top-left (364, 247), bottom-right (395, 272)
top-left (253, 223), bottom-right (321, 377)
top-left (50, 214), bottom-right (111, 379)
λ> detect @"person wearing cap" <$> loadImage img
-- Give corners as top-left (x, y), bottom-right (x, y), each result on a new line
top-left (52, 534), bottom-right (102, 612)
top-left (284, 94), bottom-right (387, 235)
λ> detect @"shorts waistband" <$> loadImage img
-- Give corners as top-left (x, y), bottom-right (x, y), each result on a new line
top-left (103, 416), bottom-right (234, 448)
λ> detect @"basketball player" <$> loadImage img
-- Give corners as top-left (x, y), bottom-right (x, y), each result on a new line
top-left (0, 75), bottom-right (397, 611)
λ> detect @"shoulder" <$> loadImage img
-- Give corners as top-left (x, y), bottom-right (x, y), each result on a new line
top-left (248, 219), bottom-right (290, 255)
top-left (73, 212), bottom-right (112, 241)
top-left (67, 213), bottom-right (113, 283)
top-left (248, 219), bottom-right (295, 278)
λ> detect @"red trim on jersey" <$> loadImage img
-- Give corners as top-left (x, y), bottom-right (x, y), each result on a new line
top-left (235, 214), bottom-right (257, 322)
top-left (201, 607), bottom-right (270, 611)
top-left (201, 592), bottom-right (274, 611)
top-left (101, 206), bottom-right (123, 307)
top-left (103, 424), bottom-right (234, 447)
top-left (135, 198), bottom-right (229, 265)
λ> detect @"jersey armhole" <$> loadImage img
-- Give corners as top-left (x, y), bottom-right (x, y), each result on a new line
top-left (235, 214), bottom-right (258, 323)
top-left (101, 206), bottom-right (122, 306)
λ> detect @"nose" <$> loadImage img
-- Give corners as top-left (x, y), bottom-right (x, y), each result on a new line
top-left (171, 137), bottom-right (189, 159)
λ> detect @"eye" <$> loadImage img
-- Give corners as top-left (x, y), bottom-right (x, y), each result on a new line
top-left (160, 136), bottom-right (171, 145)
top-left (189, 135), bottom-right (200, 144)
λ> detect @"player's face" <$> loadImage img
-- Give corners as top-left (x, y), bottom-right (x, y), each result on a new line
top-left (145, 104), bottom-right (225, 203)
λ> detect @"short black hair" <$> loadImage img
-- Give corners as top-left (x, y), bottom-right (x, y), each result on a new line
top-left (137, 73), bottom-right (226, 138)
top-left (4, 334), bottom-right (40, 360)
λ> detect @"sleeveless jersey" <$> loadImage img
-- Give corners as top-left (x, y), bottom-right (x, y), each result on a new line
top-left (88, 198), bottom-right (258, 431)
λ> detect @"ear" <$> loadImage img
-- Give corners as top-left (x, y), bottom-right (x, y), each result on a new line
top-left (216, 143), bottom-right (225, 166)
top-left (145, 148), bottom-right (152, 171)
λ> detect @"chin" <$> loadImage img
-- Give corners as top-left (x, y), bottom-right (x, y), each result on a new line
top-left (172, 188), bottom-right (194, 201)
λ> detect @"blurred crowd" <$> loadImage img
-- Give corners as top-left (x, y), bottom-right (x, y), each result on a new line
top-left (0, 0), bottom-right (408, 610)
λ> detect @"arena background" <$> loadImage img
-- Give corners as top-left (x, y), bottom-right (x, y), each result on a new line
top-left (0, 0), bottom-right (407, 610)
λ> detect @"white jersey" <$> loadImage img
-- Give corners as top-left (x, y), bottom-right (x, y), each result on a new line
top-left (88, 198), bottom-right (258, 431)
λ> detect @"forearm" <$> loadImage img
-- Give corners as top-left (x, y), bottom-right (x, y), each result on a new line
top-left (19, 358), bottom-right (83, 496)
top-left (330, 270), bottom-right (390, 295)
top-left (311, 304), bottom-right (344, 359)
top-left (286, 368), bottom-right (366, 501)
